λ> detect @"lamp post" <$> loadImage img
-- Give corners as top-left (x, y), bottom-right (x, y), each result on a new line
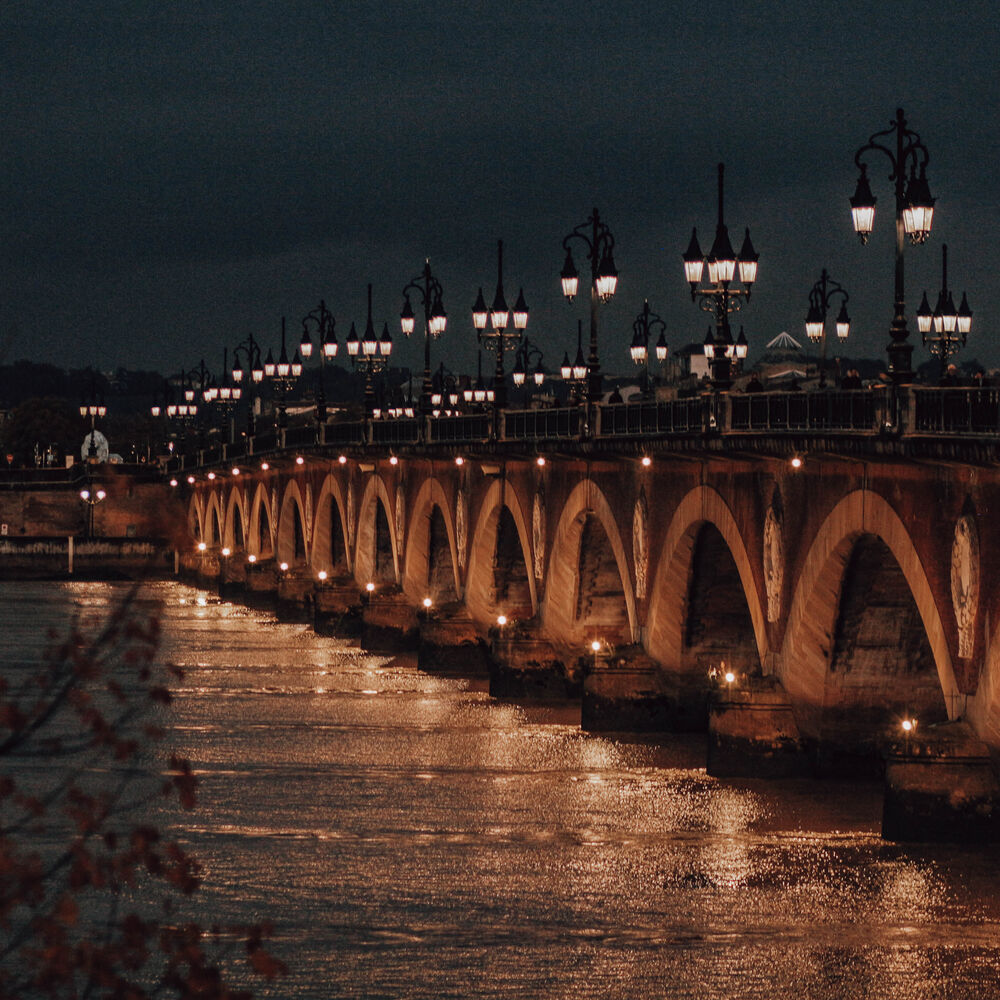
top-left (559, 320), bottom-right (590, 403)
top-left (804, 270), bottom-right (851, 387)
top-left (231, 333), bottom-right (265, 438)
top-left (559, 208), bottom-right (618, 403)
top-left (682, 163), bottom-right (758, 390)
top-left (400, 260), bottom-right (447, 414)
top-left (473, 240), bottom-right (529, 435)
top-left (346, 285), bottom-right (393, 416)
top-left (629, 299), bottom-right (668, 395)
top-left (511, 336), bottom-right (546, 393)
top-left (917, 244), bottom-right (972, 384)
top-left (849, 107), bottom-right (936, 383)
top-left (79, 482), bottom-right (106, 539)
top-left (300, 299), bottom-right (339, 432)
top-left (79, 376), bottom-right (108, 461)
top-left (210, 349), bottom-right (242, 443)
top-left (267, 318), bottom-right (302, 430)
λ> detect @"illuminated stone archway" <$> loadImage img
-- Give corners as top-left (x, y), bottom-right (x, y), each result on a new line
top-left (354, 475), bottom-right (399, 586)
top-left (465, 478), bottom-right (537, 627)
top-left (276, 480), bottom-right (309, 565)
top-left (403, 478), bottom-right (460, 604)
top-left (311, 473), bottom-right (352, 575)
top-left (646, 485), bottom-right (767, 674)
top-left (782, 490), bottom-right (959, 740)
top-left (542, 479), bottom-right (636, 647)
top-left (248, 481), bottom-right (274, 559)
top-left (187, 494), bottom-right (204, 543)
top-left (204, 492), bottom-right (224, 547)
top-left (224, 487), bottom-right (248, 551)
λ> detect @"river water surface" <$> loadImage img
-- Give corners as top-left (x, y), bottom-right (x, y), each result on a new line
top-left (8, 580), bottom-right (1000, 999)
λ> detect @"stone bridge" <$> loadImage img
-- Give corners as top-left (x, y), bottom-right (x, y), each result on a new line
top-left (176, 390), bottom-right (1000, 839)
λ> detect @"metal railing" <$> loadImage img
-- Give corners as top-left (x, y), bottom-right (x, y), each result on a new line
top-left (166, 386), bottom-right (1000, 472)
top-left (912, 387), bottom-right (1000, 435)
top-left (728, 389), bottom-right (885, 433)
top-left (503, 407), bottom-right (583, 441)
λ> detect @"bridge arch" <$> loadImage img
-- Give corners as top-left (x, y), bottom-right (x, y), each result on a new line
top-left (224, 487), bottom-right (248, 551)
top-left (782, 489), bottom-right (959, 742)
top-left (204, 492), bottom-right (224, 548)
top-left (646, 485), bottom-right (767, 675)
top-left (311, 474), bottom-right (352, 575)
top-left (248, 481), bottom-right (275, 559)
top-left (466, 478), bottom-right (537, 626)
top-left (403, 477), bottom-right (460, 604)
top-left (542, 478), bottom-right (637, 646)
top-left (187, 494), bottom-right (203, 543)
top-left (354, 475), bottom-right (399, 586)
top-left (276, 480), bottom-right (309, 565)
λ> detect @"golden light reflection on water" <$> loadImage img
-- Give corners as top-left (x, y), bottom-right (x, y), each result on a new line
top-left (11, 581), bottom-right (1000, 1000)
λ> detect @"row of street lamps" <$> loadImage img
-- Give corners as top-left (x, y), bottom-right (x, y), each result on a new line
top-left (146, 107), bottom-right (974, 451)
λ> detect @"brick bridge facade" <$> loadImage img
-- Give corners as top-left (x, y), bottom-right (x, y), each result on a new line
top-left (181, 441), bottom-right (1000, 770)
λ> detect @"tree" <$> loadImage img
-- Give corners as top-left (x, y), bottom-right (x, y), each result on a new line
top-left (0, 588), bottom-right (285, 998)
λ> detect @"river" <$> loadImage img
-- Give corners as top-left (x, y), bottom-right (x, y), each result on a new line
top-left (6, 579), bottom-right (1000, 999)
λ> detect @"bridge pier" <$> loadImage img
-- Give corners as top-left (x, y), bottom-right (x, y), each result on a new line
top-left (417, 605), bottom-right (490, 675)
top-left (314, 575), bottom-right (364, 637)
top-left (361, 588), bottom-right (419, 652)
top-left (582, 647), bottom-right (709, 733)
top-left (218, 555), bottom-right (247, 599)
top-left (882, 722), bottom-right (1000, 842)
top-left (707, 676), bottom-right (809, 778)
top-left (489, 623), bottom-right (579, 700)
top-left (245, 559), bottom-right (279, 606)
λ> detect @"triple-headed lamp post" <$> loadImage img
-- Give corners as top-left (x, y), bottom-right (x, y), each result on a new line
top-left (917, 244), bottom-right (972, 383)
top-left (299, 299), bottom-right (339, 429)
top-left (682, 163), bottom-right (757, 390)
top-left (346, 285), bottom-right (393, 416)
top-left (473, 240), bottom-right (528, 435)
top-left (401, 261), bottom-right (447, 414)
top-left (804, 270), bottom-right (850, 387)
top-left (560, 208), bottom-right (618, 403)
top-left (849, 107), bottom-right (936, 383)
top-left (231, 333), bottom-right (265, 437)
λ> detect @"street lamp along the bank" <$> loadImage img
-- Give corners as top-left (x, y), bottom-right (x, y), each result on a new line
top-left (400, 260), bottom-right (447, 414)
top-left (804, 270), bottom-right (850, 387)
top-left (267, 318), bottom-right (302, 429)
top-left (850, 107), bottom-right (936, 383)
top-left (682, 163), bottom-right (757, 390)
top-left (231, 333), bottom-right (265, 437)
top-left (473, 240), bottom-right (529, 435)
top-left (918, 244), bottom-right (972, 383)
top-left (560, 208), bottom-right (618, 403)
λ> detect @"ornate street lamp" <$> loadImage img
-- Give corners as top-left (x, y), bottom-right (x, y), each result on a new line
top-left (300, 299), bottom-right (339, 430)
top-left (267, 318), bottom-right (302, 429)
top-left (473, 240), bottom-right (528, 434)
top-left (850, 107), bottom-right (936, 382)
top-left (231, 333), bottom-right (265, 438)
top-left (682, 163), bottom-right (757, 390)
top-left (511, 337), bottom-right (545, 390)
top-left (346, 285), bottom-right (393, 416)
top-left (918, 244), bottom-right (972, 384)
top-left (560, 208), bottom-right (618, 403)
top-left (400, 260), bottom-right (447, 414)
top-left (629, 299), bottom-right (668, 395)
top-left (804, 269), bottom-right (850, 387)
top-left (79, 376), bottom-right (108, 461)
top-left (560, 319), bottom-right (590, 402)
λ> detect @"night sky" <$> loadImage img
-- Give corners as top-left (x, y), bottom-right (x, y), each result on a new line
top-left (3, 1), bottom-right (1000, 382)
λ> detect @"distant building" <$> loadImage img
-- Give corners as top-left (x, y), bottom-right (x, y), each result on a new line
top-left (676, 343), bottom-right (710, 380)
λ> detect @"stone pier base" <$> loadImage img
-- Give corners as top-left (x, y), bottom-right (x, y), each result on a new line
top-left (361, 589), bottom-right (419, 651)
top-left (418, 608), bottom-right (490, 676)
top-left (882, 722), bottom-right (1000, 842)
top-left (218, 557), bottom-right (247, 599)
top-left (196, 553), bottom-right (220, 583)
top-left (314, 578), bottom-right (364, 637)
top-left (244, 561), bottom-right (279, 607)
top-left (707, 677), bottom-right (808, 778)
top-left (582, 647), bottom-right (708, 733)
top-left (489, 626), bottom-right (578, 700)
